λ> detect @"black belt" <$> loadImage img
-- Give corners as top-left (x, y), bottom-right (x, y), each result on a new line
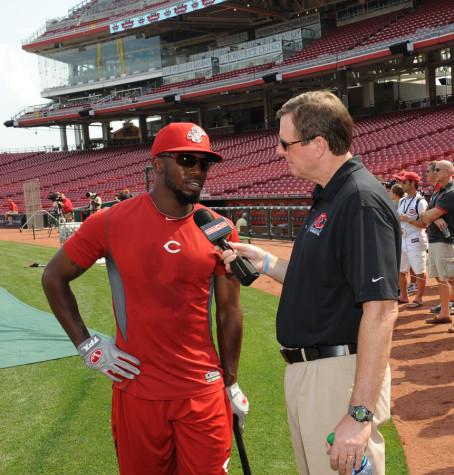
top-left (280, 344), bottom-right (357, 364)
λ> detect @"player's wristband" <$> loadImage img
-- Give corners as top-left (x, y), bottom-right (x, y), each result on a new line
top-left (262, 253), bottom-right (271, 274)
top-left (77, 334), bottom-right (101, 357)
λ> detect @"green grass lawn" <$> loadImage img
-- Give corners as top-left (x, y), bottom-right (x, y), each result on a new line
top-left (0, 241), bottom-right (408, 474)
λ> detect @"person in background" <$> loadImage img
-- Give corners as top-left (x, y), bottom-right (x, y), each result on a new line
top-left (393, 171), bottom-right (428, 309)
top-left (390, 183), bottom-right (405, 209)
top-left (389, 181), bottom-right (415, 294)
top-left (235, 212), bottom-right (248, 233)
top-left (389, 182), bottom-right (417, 296)
top-left (59, 193), bottom-right (74, 222)
top-left (389, 182), bottom-right (420, 296)
top-left (86, 192), bottom-right (102, 215)
top-left (425, 161), bottom-right (454, 316)
top-left (5, 198), bottom-right (19, 224)
top-left (114, 188), bottom-right (133, 202)
top-left (420, 160), bottom-right (454, 329)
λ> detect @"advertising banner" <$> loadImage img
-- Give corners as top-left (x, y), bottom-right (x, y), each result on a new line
top-left (110, 0), bottom-right (228, 34)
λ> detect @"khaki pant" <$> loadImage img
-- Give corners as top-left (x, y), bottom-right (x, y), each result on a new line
top-left (428, 242), bottom-right (454, 281)
top-left (284, 355), bottom-right (391, 475)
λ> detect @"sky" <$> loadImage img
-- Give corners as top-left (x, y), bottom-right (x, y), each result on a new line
top-left (0, 1), bottom-right (88, 151)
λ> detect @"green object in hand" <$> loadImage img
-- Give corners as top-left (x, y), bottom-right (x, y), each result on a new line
top-left (327, 432), bottom-right (335, 446)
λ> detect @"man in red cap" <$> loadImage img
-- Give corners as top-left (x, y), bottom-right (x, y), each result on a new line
top-left (42, 122), bottom-right (248, 475)
top-left (394, 170), bottom-right (428, 308)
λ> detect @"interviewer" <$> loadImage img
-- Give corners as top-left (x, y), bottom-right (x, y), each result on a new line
top-left (219, 91), bottom-right (400, 475)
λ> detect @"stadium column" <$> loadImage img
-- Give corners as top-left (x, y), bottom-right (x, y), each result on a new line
top-left (264, 91), bottom-right (274, 129)
top-left (82, 123), bottom-right (91, 150)
top-left (139, 116), bottom-right (148, 143)
top-left (102, 122), bottom-right (111, 143)
top-left (362, 81), bottom-right (375, 109)
top-left (452, 66), bottom-right (454, 95)
top-left (74, 125), bottom-right (82, 149)
top-left (425, 52), bottom-right (437, 106)
top-left (199, 107), bottom-right (209, 129)
top-left (336, 67), bottom-right (349, 108)
top-left (59, 126), bottom-right (68, 152)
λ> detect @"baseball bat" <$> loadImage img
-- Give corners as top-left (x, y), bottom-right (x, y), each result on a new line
top-left (233, 414), bottom-right (252, 475)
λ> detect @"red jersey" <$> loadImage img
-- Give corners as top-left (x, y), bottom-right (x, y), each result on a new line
top-left (8, 201), bottom-right (18, 212)
top-left (61, 197), bottom-right (73, 214)
top-left (64, 193), bottom-right (239, 400)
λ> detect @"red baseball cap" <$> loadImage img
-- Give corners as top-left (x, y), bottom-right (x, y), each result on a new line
top-left (393, 170), bottom-right (420, 184)
top-left (151, 122), bottom-right (222, 162)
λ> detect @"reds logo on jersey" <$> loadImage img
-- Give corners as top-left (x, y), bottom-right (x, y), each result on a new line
top-left (163, 240), bottom-right (182, 253)
top-left (309, 212), bottom-right (328, 236)
top-left (90, 349), bottom-right (103, 365)
top-left (187, 125), bottom-right (207, 144)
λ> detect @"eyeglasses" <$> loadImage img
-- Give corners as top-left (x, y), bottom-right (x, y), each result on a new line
top-left (279, 136), bottom-right (316, 151)
top-left (162, 153), bottom-right (213, 172)
top-left (427, 166), bottom-right (446, 173)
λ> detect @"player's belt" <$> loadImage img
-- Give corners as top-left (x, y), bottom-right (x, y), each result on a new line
top-left (280, 344), bottom-right (357, 364)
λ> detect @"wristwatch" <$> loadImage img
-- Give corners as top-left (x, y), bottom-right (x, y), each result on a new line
top-left (348, 405), bottom-right (374, 422)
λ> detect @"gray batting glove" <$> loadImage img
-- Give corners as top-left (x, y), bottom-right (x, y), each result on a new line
top-left (77, 334), bottom-right (141, 383)
top-left (227, 383), bottom-right (249, 433)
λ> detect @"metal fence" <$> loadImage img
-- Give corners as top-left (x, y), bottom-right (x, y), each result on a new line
top-left (211, 205), bottom-right (310, 241)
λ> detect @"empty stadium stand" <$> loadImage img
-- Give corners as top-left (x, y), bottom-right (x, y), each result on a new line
top-left (2, 105), bottom-right (454, 213)
top-left (282, 11), bottom-right (403, 66)
top-left (362, 0), bottom-right (454, 46)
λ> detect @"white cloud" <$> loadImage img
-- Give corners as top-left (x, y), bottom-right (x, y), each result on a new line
top-left (0, 0), bottom-right (78, 149)
top-left (0, 45), bottom-right (46, 114)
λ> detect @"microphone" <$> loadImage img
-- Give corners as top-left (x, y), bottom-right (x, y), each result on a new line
top-left (194, 209), bottom-right (259, 286)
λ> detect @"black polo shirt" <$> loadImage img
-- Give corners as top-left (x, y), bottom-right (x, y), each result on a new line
top-left (427, 182), bottom-right (454, 243)
top-left (276, 156), bottom-right (401, 348)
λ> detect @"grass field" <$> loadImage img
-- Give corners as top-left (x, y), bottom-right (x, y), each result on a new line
top-left (0, 241), bottom-right (408, 474)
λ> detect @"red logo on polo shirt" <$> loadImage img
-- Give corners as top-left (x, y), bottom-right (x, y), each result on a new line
top-left (309, 212), bottom-right (328, 236)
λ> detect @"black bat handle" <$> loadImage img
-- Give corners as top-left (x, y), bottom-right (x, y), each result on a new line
top-left (233, 414), bottom-right (252, 475)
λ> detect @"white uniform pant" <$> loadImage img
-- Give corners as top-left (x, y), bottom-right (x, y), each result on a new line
top-left (400, 246), bottom-right (427, 275)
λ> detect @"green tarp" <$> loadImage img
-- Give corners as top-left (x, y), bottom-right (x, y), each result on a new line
top-left (0, 287), bottom-right (107, 369)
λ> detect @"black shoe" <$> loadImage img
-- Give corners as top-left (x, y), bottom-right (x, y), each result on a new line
top-left (430, 302), bottom-right (454, 314)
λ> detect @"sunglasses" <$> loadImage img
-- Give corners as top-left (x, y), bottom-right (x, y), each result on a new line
top-left (163, 153), bottom-right (213, 172)
top-left (279, 136), bottom-right (316, 151)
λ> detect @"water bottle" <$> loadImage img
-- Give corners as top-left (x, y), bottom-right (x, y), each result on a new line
top-left (442, 227), bottom-right (451, 239)
top-left (326, 433), bottom-right (372, 475)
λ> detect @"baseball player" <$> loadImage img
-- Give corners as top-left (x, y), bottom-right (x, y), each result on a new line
top-left (42, 122), bottom-right (249, 475)
top-left (394, 170), bottom-right (428, 307)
